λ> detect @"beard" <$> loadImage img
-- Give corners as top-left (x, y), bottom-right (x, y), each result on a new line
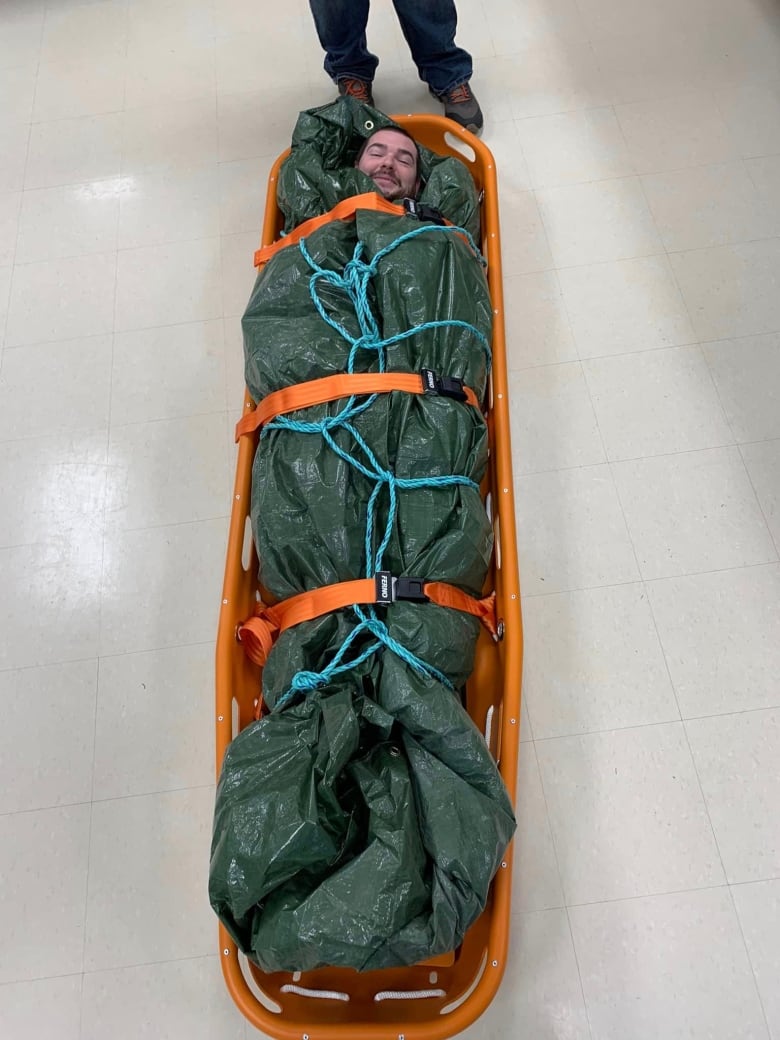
top-left (372, 171), bottom-right (405, 200)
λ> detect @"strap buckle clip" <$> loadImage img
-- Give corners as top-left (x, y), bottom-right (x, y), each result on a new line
top-left (421, 368), bottom-right (467, 402)
top-left (403, 198), bottom-right (447, 226)
top-left (374, 572), bottom-right (429, 604)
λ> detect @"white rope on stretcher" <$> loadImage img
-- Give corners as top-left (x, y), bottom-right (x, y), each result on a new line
top-left (280, 983), bottom-right (349, 1001)
top-left (373, 988), bottom-right (447, 1001)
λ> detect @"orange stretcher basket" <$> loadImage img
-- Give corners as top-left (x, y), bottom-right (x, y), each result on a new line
top-left (215, 114), bottom-right (523, 1040)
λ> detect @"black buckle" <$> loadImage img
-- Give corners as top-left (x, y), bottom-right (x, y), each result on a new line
top-left (421, 368), bottom-right (467, 402)
top-left (402, 198), bottom-right (447, 226)
top-left (374, 572), bottom-right (429, 604)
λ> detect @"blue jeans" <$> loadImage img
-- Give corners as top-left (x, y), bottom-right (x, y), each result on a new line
top-left (308, 0), bottom-right (473, 95)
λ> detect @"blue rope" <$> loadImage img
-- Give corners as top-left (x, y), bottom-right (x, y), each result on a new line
top-left (270, 219), bottom-right (488, 710)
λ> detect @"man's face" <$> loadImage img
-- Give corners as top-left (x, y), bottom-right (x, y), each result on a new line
top-left (355, 129), bottom-right (420, 201)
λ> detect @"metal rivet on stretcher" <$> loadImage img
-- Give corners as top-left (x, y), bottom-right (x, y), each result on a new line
top-left (223, 948), bottom-right (229, 956)
top-left (364, 120), bottom-right (374, 130)
top-left (222, 598), bottom-right (228, 605)
top-left (501, 861), bottom-right (507, 868)
top-left (218, 715), bottom-right (224, 722)
top-left (492, 960), bottom-right (499, 967)
top-left (510, 718), bottom-right (516, 724)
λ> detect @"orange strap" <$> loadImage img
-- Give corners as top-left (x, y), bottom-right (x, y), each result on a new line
top-left (235, 371), bottom-right (480, 440)
top-left (238, 576), bottom-right (497, 667)
top-left (254, 193), bottom-right (411, 268)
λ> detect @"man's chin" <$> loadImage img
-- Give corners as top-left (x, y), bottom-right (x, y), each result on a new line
top-left (373, 179), bottom-right (402, 200)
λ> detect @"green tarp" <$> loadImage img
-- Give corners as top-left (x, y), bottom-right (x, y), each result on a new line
top-left (209, 99), bottom-right (515, 974)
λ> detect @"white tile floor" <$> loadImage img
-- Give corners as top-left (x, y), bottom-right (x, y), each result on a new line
top-left (0, 0), bottom-right (779, 1037)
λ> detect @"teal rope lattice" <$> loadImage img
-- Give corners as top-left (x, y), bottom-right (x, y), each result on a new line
top-left (271, 220), bottom-right (490, 709)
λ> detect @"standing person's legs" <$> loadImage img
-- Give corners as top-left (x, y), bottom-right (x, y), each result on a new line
top-left (390, 0), bottom-right (472, 95)
top-left (308, 0), bottom-right (378, 84)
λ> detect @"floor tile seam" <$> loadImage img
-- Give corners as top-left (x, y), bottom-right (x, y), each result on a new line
top-left (80, 655), bottom-right (103, 991)
top-left (22, 151), bottom-right (231, 198)
top-left (81, 951), bottom-right (219, 980)
top-left (102, 508), bottom-right (231, 537)
top-left (506, 100), bottom-right (617, 124)
top-left (0, 799), bottom-right (94, 820)
top-left (100, 637), bottom-right (217, 664)
top-left (676, 714), bottom-right (746, 915)
top-left (698, 331), bottom-right (780, 351)
top-left (710, 80), bottom-right (780, 163)
top-left (504, 334), bottom-right (700, 374)
top-left (111, 311), bottom-right (224, 339)
top-left (519, 432), bottom-right (742, 473)
top-left (530, 708), bottom-right (695, 744)
top-left (743, 151), bottom-right (780, 195)
top-left (1, 188), bottom-right (23, 274)
top-left (738, 443), bottom-right (780, 559)
top-left (563, 902), bottom-right (597, 1040)
top-left (0, 408), bottom-right (230, 449)
top-left (0, 967), bottom-right (83, 988)
top-left (728, 875), bottom-right (780, 890)
top-left (90, 146), bottom-right (118, 725)
top-left (89, 781), bottom-right (215, 809)
top-left (561, 878), bottom-right (779, 912)
top-left (538, 339), bottom-right (708, 370)
top-left (520, 559), bottom-right (780, 601)
top-left (550, 278), bottom-right (647, 608)
top-left (0, 639), bottom-right (217, 679)
top-left (0, 951), bottom-right (215, 989)
top-left (532, 716), bottom-right (701, 746)
top-left (547, 287), bottom-right (644, 578)
top-left (2, 316), bottom-right (227, 354)
top-left (662, 233), bottom-right (780, 258)
top-left (724, 882), bottom-right (775, 1039)
top-left (641, 151), bottom-right (762, 469)
top-left (20, 0), bottom-right (44, 143)
top-left (5, 37), bottom-right (37, 343)
top-left (0, 519), bottom-right (108, 554)
top-left (27, 105), bottom-right (127, 127)
top-left (106, 405), bottom-right (231, 434)
top-left (682, 704), bottom-right (780, 726)
top-left (11, 229), bottom-right (230, 268)
top-left (696, 336), bottom-right (779, 553)
top-left (513, 182), bottom-right (558, 281)
top-left (529, 697), bottom-right (780, 744)
top-left (523, 148), bottom-right (780, 195)
top-left (508, 869), bottom-right (780, 913)
top-left (521, 740), bottom-right (570, 949)
top-left (610, 437), bottom-right (778, 469)
top-left (547, 247), bottom-right (667, 275)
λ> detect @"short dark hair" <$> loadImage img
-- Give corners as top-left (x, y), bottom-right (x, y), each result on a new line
top-left (354, 125), bottom-right (421, 178)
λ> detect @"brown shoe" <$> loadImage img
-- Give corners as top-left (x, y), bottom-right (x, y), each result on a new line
top-left (431, 81), bottom-right (483, 135)
top-left (337, 77), bottom-right (375, 107)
